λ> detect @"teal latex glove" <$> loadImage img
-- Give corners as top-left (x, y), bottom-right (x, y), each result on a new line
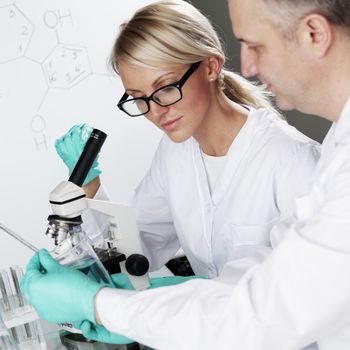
top-left (55, 123), bottom-right (102, 186)
top-left (110, 273), bottom-right (135, 290)
top-left (111, 273), bottom-right (206, 290)
top-left (78, 320), bottom-right (134, 345)
top-left (20, 249), bottom-right (104, 325)
top-left (150, 274), bottom-right (206, 288)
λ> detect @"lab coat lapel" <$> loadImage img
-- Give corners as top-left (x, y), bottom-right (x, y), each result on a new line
top-left (315, 96), bottom-right (350, 182)
top-left (321, 97), bottom-right (350, 151)
top-left (191, 138), bottom-right (213, 249)
top-left (295, 97), bottom-right (350, 222)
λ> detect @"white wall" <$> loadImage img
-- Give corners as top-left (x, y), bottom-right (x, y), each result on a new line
top-left (0, 0), bottom-right (161, 269)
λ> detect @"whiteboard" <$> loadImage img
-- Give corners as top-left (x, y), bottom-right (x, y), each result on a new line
top-left (0, 0), bottom-right (161, 269)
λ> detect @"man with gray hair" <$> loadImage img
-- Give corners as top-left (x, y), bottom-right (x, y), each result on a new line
top-left (228, 0), bottom-right (350, 348)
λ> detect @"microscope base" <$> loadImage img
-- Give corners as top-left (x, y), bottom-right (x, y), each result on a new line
top-left (60, 331), bottom-right (141, 350)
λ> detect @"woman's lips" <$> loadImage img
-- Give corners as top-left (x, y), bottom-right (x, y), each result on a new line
top-left (161, 116), bottom-right (182, 131)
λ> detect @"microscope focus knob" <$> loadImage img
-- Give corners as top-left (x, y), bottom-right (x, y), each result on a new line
top-left (125, 254), bottom-right (149, 276)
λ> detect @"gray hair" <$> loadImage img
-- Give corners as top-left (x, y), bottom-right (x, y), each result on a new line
top-left (111, 0), bottom-right (278, 113)
top-left (261, 0), bottom-right (350, 38)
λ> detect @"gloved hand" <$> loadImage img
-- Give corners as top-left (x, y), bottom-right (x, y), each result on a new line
top-left (111, 273), bottom-right (206, 290)
top-left (55, 123), bottom-right (102, 186)
top-left (20, 249), bottom-right (104, 325)
top-left (78, 320), bottom-right (134, 345)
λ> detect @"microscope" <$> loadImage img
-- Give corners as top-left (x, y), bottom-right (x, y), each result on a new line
top-left (45, 129), bottom-right (150, 350)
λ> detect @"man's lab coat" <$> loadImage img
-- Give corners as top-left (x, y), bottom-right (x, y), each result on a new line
top-left (94, 104), bottom-right (350, 349)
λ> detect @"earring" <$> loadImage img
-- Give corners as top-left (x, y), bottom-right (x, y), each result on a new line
top-left (210, 77), bottom-right (214, 82)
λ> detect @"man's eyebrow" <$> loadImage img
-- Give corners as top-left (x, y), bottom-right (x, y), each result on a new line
top-left (238, 38), bottom-right (258, 45)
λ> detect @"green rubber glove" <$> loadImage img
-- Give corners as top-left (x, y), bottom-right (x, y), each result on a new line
top-left (78, 320), bottom-right (134, 345)
top-left (20, 249), bottom-right (104, 325)
top-left (55, 123), bottom-right (102, 186)
top-left (110, 273), bottom-right (135, 290)
top-left (150, 275), bottom-right (206, 287)
top-left (111, 273), bottom-right (206, 290)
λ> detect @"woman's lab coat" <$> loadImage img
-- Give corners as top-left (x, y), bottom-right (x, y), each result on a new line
top-left (86, 108), bottom-right (319, 278)
top-left (93, 99), bottom-right (350, 349)
top-left (126, 108), bottom-right (318, 277)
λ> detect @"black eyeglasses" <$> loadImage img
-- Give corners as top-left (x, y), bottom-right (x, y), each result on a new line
top-left (117, 61), bottom-right (201, 117)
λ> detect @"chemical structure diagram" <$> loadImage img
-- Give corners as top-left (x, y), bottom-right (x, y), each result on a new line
top-left (0, 0), bottom-right (115, 152)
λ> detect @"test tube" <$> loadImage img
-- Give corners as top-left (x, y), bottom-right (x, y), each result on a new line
top-left (0, 267), bottom-right (45, 349)
top-left (0, 269), bottom-right (20, 343)
top-left (10, 266), bottom-right (32, 339)
top-left (0, 310), bottom-right (19, 350)
top-left (0, 269), bottom-right (12, 312)
top-left (1, 269), bottom-right (23, 343)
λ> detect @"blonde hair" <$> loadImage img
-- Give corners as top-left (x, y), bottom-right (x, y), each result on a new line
top-left (111, 0), bottom-right (278, 113)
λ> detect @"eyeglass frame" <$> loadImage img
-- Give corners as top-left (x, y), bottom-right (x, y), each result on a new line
top-left (117, 61), bottom-right (201, 117)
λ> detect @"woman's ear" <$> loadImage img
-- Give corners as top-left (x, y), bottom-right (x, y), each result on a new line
top-left (206, 56), bottom-right (222, 82)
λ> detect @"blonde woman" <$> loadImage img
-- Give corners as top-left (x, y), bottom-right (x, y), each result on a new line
top-left (67, 0), bottom-right (319, 279)
top-left (22, 1), bottom-right (320, 348)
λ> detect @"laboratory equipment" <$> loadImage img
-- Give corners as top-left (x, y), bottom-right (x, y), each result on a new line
top-left (51, 223), bottom-right (112, 286)
top-left (46, 128), bottom-right (149, 289)
top-left (45, 128), bottom-right (150, 350)
top-left (60, 331), bottom-right (143, 350)
top-left (0, 223), bottom-right (38, 253)
top-left (0, 312), bottom-right (18, 350)
top-left (0, 266), bottom-right (46, 350)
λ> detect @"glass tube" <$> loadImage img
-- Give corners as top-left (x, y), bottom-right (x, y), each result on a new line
top-left (0, 267), bottom-right (46, 349)
top-left (0, 313), bottom-right (19, 350)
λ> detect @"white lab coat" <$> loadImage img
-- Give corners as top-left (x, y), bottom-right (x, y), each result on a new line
top-left (93, 98), bottom-right (350, 350)
top-left (86, 108), bottom-right (319, 279)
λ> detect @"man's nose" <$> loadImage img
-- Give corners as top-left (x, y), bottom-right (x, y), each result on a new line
top-left (240, 45), bottom-right (258, 78)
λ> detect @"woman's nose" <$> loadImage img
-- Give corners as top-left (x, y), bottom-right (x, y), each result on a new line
top-left (148, 100), bottom-right (169, 118)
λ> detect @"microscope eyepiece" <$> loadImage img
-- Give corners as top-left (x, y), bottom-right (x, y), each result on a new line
top-left (68, 129), bottom-right (107, 187)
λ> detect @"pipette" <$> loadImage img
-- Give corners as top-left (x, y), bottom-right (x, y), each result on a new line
top-left (0, 223), bottom-right (38, 253)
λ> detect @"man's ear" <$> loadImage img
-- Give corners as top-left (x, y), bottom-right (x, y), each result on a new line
top-left (296, 13), bottom-right (333, 57)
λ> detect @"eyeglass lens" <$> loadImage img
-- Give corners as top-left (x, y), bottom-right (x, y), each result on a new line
top-left (122, 86), bottom-right (181, 116)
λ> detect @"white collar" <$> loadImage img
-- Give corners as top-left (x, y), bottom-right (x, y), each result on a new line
top-left (322, 96), bottom-right (350, 150)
